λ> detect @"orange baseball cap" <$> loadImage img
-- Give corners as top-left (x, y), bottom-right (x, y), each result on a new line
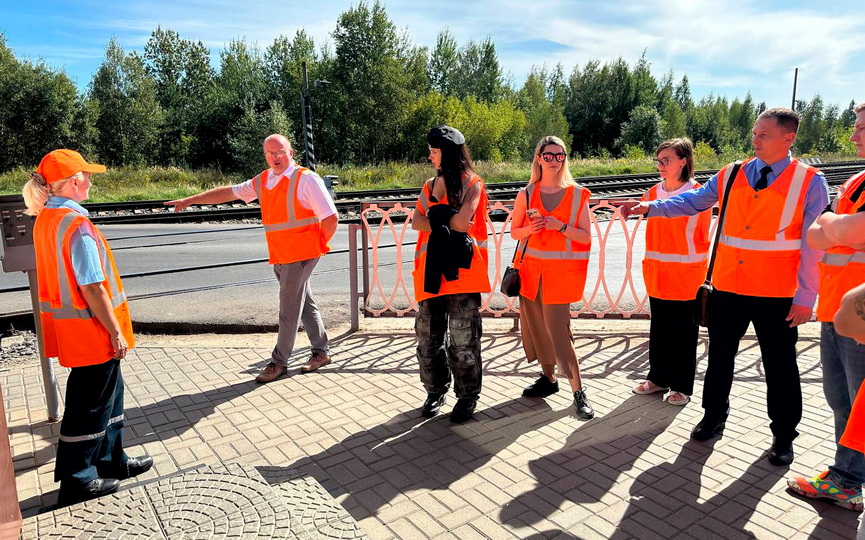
top-left (36, 149), bottom-right (106, 184)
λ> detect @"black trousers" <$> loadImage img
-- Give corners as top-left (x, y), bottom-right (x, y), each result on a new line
top-left (415, 293), bottom-right (483, 399)
top-left (55, 359), bottom-right (127, 486)
top-left (704, 290), bottom-right (801, 440)
top-left (647, 296), bottom-right (699, 395)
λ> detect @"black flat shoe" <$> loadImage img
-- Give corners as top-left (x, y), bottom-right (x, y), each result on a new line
top-left (421, 393), bottom-right (446, 418)
top-left (768, 438), bottom-right (794, 466)
top-left (450, 397), bottom-right (477, 423)
top-left (118, 455), bottom-right (154, 479)
top-left (691, 417), bottom-right (726, 441)
top-left (58, 477), bottom-right (119, 506)
top-left (522, 375), bottom-right (559, 398)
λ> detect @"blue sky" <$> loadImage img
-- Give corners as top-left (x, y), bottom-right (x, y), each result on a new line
top-left (2, 0), bottom-right (862, 109)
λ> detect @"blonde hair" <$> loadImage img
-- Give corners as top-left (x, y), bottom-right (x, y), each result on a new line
top-left (529, 136), bottom-right (577, 188)
top-left (22, 172), bottom-right (77, 216)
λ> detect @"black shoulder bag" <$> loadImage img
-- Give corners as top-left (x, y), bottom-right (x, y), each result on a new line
top-left (695, 161), bottom-right (742, 327)
top-left (501, 190), bottom-right (530, 297)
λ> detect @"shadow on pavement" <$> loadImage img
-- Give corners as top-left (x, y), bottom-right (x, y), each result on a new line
top-left (499, 394), bottom-right (682, 529)
top-left (263, 397), bottom-right (571, 520)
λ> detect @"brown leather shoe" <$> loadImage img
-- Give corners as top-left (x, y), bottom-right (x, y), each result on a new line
top-left (255, 362), bottom-right (287, 383)
top-left (300, 352), bottom-right (331, 373)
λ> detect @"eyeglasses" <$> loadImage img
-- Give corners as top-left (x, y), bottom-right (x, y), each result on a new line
top-left (653, 157), bottom-right (678, 167)
top-left (540, 152), bottom-right (566, 162)
top-left (265, 150), bottom-right (288, 158)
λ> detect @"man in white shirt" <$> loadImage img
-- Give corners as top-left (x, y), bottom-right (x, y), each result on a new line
top-left (167, 134), bottom-right (338, 382)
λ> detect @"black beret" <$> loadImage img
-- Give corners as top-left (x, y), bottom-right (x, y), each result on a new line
top-left (427, 125), bottom-right (465, 148)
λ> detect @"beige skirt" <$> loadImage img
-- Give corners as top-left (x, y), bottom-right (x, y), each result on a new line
top-left (519, 282), bottom-right (580, 379)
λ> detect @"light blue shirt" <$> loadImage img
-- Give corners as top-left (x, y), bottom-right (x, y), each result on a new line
top-left (45, 197), bottom-right (105, 286)
top-left (647, 156), bottom-right (830, 308)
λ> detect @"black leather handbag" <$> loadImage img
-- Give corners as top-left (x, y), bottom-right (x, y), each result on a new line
top-left (501, 240), bottom-right (528, 297)
top-left (696, 161), bottom-right (742, 326)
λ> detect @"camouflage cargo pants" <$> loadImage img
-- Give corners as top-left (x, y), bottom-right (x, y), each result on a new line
top-left (415, 292), bottom-right (483, 399)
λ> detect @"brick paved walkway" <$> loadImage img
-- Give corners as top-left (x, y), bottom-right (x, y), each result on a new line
top-left (5, 321), bottom-right (860, 539)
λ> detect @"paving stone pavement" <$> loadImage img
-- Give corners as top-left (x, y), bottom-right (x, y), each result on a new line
top-left (4, 321), bottom-right (861, 539)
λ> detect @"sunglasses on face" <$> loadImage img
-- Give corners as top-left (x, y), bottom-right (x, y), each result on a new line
top-left (540, 152), bottom-right (566, 162)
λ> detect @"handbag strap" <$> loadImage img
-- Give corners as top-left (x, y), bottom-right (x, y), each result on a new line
top-left (704, 160), bottom-right (743, 285)
top-left (511, 188), bottom-right (531, 264)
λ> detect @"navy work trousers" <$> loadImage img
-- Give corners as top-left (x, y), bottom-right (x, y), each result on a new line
top-left (55, 358), bottom-right (127, 487)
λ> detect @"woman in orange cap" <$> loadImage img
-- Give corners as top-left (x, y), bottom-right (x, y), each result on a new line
top-left (23, 149), bottom-right (152, 506)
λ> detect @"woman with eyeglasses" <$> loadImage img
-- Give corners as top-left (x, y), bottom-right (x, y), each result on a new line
top-left (510, 136), bottom-right (594, 419)
top-left (633, 138), bottom-right (711, 406)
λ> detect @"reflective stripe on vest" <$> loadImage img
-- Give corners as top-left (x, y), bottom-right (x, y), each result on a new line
top-left (821, 251), bottom-right (865, 266)
top-left (524, 246), bottom-right (590, 260)
top-left (254, 169), bottom-right (320, 232)
top-left (644, 251), bottom-right (707, 263)
top-left (59, 414), bottom-right (124, 443)
top-left (39, 213), bottom-right (127, 321)
top-left (718, 234), bottom-right (802, 251)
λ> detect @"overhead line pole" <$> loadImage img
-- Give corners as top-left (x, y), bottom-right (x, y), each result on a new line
top-left (791, 68), bottom-right (799, 111)
top-left (300, 62), bottom-right (316, 172)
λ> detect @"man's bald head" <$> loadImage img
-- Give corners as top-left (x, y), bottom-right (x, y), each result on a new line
top-left (263, 134), bottom-right (292, 150)
top-left (263, 134), bottom-right (294, 175)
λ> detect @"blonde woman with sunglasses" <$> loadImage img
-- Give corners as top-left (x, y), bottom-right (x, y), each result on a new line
top-left (510, 136), bottom-right (594, 419)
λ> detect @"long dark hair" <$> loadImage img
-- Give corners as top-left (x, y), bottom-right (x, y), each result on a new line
top-left (438, 144), bottom-right (474, 208)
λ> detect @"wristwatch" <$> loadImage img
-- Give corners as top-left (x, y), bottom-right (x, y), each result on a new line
top-left (559, 223), bottom-right (568, 233)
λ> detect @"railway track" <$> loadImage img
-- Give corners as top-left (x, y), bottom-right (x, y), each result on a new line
top-left (74, 160), bottom-right (864, 225)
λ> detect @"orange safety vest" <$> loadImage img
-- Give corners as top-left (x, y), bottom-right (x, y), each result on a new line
top-left (841, 378), bottom-right (865, 454)
top-left (518, 184), bottom-right (591, 304)
top-left (816, 170), bottom-right (865, 322)
top-left (413, 174), bottom-right (491, 302)
top-left (642, 181), bottom-right (711, 300)
top-left (33, 208), bottom-right (135, 368)
top-left (713, 158), bottom-right (818, 297)
top-left (253, 167), bottom-right (330, 264)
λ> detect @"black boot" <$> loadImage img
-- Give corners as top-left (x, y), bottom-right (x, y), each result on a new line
top-left (450, 397), bottom-right (478, 423)
top-left (58, 477), bottom-right (119, 506)
top-left (421, 393), bottom-right (446, 417)
top-left (573, 388), bottom-right (594, 420)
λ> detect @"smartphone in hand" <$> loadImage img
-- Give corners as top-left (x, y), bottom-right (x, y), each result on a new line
top-left (526, 208), bottom-right (541, 219)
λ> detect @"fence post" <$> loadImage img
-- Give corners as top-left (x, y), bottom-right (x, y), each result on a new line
top-left (348, 224), bottom-right (360, 333)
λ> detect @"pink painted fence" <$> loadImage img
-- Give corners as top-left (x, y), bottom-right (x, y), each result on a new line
top-left (347, 199), bottom-right (719, 327)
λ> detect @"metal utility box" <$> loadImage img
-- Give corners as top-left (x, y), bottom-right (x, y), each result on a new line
top-left (0, 195), bottom-right (36, 273)
top-left (323, 175), bottom-right (339, 201)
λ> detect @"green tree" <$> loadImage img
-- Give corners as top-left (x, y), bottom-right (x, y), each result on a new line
top-left (331, 0), bottom-right (414, 162)
top-left (195, 39), bottom-right (280, 171)
top-left (0, 34), bottom-right (80, 169)
top-left (90, 38), bottom-right (163, 165)
top-left (795, 95), bottom-right (826, 154)
top-left (615, 105), bottom-right (663, 154)
top-left (399, 91), bottom-right (469, 161)
top-left (428, 30), bottom-right (459, 96)
top-left (455, 37), bottom-right (503, 102)
top-left (143, 27), bottom-right (214, 165)
top-left (840, 100), bottom-right (857, 128)
top-left (516, 67), bottom-right (571, 157)
top-left (265, 30), bottom-right (318, 157)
